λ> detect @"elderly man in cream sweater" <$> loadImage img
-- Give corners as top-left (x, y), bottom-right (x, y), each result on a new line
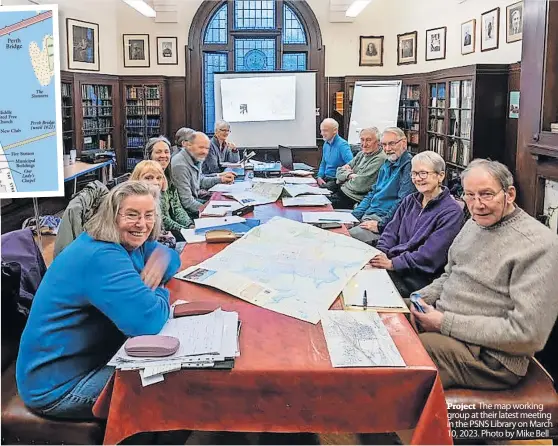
top-left (411, 159), bottom-right (558, 390)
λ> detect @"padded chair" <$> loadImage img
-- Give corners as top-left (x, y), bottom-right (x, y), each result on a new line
top-left (445, 359), bottom-right (558, 442)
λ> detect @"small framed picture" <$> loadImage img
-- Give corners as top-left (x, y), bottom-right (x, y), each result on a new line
top-left (66, 18), bottom-right (100, 71)
top-left (506, 2), bottom-right (523, 43)
top-left (425, 27), bottom-right (446, 61)
top-left (461, 19), bottom-right (476, 55)
top-left (157, 37), bottom-right (178, 65)
top-left (397, 31), bottom-right (417, 65)
top-left (481, 7), bottom-right (500, 52)
top-left (359, 36), bottom-right (384, 66)
top-left (123, 34), bottom-right (150, 68)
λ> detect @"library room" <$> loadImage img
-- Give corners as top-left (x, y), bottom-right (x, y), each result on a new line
top-left (1, 0), bottom-right (558, 444)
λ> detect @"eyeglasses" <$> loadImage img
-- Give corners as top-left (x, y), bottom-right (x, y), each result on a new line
top-left (118, 212), bottom-right (156, 223)
top-left (380, 138), bottom-right (404, 149)
top-left (411, 171), bottom-right (437, 179)
top-left (461, 189), bottom-right (504, 203)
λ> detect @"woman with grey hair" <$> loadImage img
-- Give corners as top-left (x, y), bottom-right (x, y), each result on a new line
top-left (16, 181), bottom-right (181, 419)
top-left (203, 120), bottom-right (240, 175)
top-left (145, 136), bottom-right (193, 241)
top-left (371, 151), bottom-right (464, 297)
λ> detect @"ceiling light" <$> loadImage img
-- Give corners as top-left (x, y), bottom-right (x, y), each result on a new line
top-left (345, 0), bottom-right (372, 18)
top-left (122, 0), bottom-right (156, 18)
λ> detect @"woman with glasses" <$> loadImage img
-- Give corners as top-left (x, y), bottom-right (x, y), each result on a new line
top-left (370, 151), bottom-right (464, 298)
top-left (203, 120), bottom-right (240, 175)
top-left (16, 181), bottom-right (181, 419)
top-left (145, 136), bottom-right (194, 242)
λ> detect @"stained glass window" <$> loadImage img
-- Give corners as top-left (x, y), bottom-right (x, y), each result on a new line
top-left (234, 0), bottom-right (275, 29)
top-left (204, 4), bottom-right (228, 44)
top-left (204, 52), bottom-right (228, 133)
top-left (235, 39), bottom-right (275, 71)
top-left (283, 4), bottom-right (306, 44)
top-left (282, 53), bottom-right (306, 71)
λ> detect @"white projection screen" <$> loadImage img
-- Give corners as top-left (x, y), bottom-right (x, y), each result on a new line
top-left (214, 71), bottom-right (316, 148)
top-left (221, 76), bottom-right (296, 122)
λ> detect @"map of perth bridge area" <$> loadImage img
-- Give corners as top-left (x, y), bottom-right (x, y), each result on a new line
top-left (0, 5), bottom-right (63, 198)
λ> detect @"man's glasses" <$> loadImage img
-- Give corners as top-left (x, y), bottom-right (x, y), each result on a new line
top-left (118, 212), bottom-right (156, 223)
top-left (380, 138), bottom-right (404, 149)
top-left (461, 189), bottom-right (504, 203)
top-left (411, 171), bottom-right (436, 179)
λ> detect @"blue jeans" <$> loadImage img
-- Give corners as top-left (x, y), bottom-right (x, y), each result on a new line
top-left (35, 365), bottom-right (114, 420)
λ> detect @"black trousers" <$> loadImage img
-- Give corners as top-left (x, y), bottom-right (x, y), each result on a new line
top-left (319, 176), bottom-right (338, 192)
top-left (329, 188), bottom-right (358, 210)
top-left (387, 270), bottom-right (433, 299)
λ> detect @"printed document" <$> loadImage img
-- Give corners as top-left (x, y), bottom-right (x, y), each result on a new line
top-left (225, 182), bottom-right (283, 206)
top-left (201, 200), bottom-right (243, 217)
top-left (302, 212), bottom-right (359, 224)
top-left (282, 195), bottom-right (330, 207)
top-left (283, 184), bottom-right (331, 197)
top-left (343, 268), bottom-right (408, 312)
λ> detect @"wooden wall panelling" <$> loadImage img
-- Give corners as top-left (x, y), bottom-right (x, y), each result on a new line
top-left (167, 77), bottom-right (187, 143)
top-left (505, 63), bottom-right (521, 175)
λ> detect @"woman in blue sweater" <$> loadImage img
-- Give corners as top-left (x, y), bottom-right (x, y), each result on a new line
top-left (16, 181), bottom-right (181, 420)
top-left (371, 151), bottom-right (464, 298)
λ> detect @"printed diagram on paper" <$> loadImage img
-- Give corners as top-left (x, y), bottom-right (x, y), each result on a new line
top-left (177, 217), bottom-right (379, 324)
top-left (320, 311), bottom-right (405, 368)
top-left (0, 6), bottom-right (63, 198)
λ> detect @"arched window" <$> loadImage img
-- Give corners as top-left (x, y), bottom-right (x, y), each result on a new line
top-left (187, 0), bottom-right (324, 135)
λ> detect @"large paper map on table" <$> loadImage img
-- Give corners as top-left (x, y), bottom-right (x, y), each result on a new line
top-left (175, 217), bottom-right (379, 324)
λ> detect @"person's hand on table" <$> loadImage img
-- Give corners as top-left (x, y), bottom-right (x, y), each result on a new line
top-left (410, 298), bottom-right (443, 333)
top-left (359, 219), bottom-right (379, 233)
top-left (317, 177), bottom-right (326, 187)
top-left (219, 172), bottom-right (236, 184)
top-left (141, 246), bottom-right (171, 290)
top-left (370, 253), bottom-right (393, 270)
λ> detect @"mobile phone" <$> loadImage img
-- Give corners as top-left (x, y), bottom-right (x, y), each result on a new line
top-left (410, 294), bottom-right (426, 313)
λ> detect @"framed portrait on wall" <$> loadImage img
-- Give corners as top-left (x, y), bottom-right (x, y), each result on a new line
top-left (359, 36), bottom-right (384, 66)
top-left (481, 7), bottom-right (500, 52)
top-left (425, 26), bottom-right (446, 61)
top-left (397, 31), bottom-right (417, 65)
top-left (157, 37), bottom-right (178, 65)
top-left (506, 2), bottom-right (523, 43)
top-left (461, 19), bottom-right (476, 55)
top-left (123, 34), bottom-right (150, 68)
top-left (66, 18), bottom-right (100, 71)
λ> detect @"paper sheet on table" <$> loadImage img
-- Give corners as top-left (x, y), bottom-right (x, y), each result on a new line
top-left (226, 183), bottom-right (283, 206)
top-left (284, 184), bottom-right (331, 197)
top-left (201, 200), bottom-right (244, 217)
top-left (289, 170), bottom-right (314, 176)
top-left (283, 177), bottom-right (316, 184)
top-left (342, 268), bottom-right (409, 313)
top-left (251, 177), bottom-right (285, 184)
top-left (209, 182), bottom-right (252, 193)
top-left (194, 216), bottom-right (246, 230)
top-left (180, 229), bottom-right (206, 244)
top-left (282, 195), bottom-right (330, 207)
top-left (139, 370), bottom-right (165, 386)
top-left (302, 211), bottom-right (359, 224)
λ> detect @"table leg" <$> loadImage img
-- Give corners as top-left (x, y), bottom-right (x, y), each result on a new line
top-left (32, 197), bottom-right (43, 254)
top-left (73, 178), bottom-right (77, 195)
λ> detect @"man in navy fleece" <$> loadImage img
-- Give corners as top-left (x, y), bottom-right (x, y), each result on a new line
top-left (16, 181), bottom-right (181, 420)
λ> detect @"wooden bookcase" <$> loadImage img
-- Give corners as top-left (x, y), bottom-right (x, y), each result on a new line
top-left (120, 77), bottom-right (167, 172)
top-left (398, 84), bottom-right (421, 153)
top-left (60, 71), bottom-right (75, 155)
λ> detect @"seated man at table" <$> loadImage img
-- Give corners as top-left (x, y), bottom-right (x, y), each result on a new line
top-left (370, 151), bottom-right (463, 298)
top-left (410, 159), bottom-right (558, 390)
top-left (317, 118), bottom-right (353, 191)
top-left (329, 127), bottom-right (386, 209)
top-left (203, 120), bottom-right (240, 175)
top-left (171, 127), bottom-right (195, 158)
top-left (349, 127), bottom-right (416, 245)
top-left (171, 131), bottom-right (235, 217)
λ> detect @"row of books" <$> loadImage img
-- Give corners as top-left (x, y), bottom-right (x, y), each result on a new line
top-left (448, 139), bottom-right (471, 167)
top-left (428, 135), bottom-right (445, 157)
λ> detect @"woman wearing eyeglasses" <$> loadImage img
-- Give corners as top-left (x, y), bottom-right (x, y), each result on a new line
top-left (16, 181), bottom-right (181, 419)
top-left (370, 151), bottom-right (464, 298)
top-left (203, 120), bottom-right (240, 175)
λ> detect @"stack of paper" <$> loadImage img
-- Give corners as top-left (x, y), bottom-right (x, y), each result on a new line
top-left (201, 200), bottom-right (244, 217)
top-left (282, 195), bottom-right (330, 207)
top-left (108, 309), bottom-right (241, 386)
top-left (284, 184), bottom-right (331, 197)
top-left (301, 211), bottom-right (359, 224)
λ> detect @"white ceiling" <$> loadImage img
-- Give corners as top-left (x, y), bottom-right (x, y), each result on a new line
top-left (329, 0), bottom-right (358, 23)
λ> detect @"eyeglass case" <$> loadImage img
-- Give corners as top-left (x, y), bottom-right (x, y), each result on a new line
top-left (173, 302), bottom-right (219, 318)
top-left (124, 335), bottom-right (180, 357)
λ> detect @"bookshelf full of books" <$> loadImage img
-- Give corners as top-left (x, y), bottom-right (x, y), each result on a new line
top-left (447, 80), bottom-right (473, 168)
top-left (124, 84), bottom-right (164, 171)
top-left (61, 81), bottom-right (74, 154)
top-left (398, 84), bottom-right (421, 151)
top-left (80, 84), bottom-right (114, 151)
top-left (427, 82), bottom-right (447, 158)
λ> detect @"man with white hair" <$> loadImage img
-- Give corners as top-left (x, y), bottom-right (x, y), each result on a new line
top-left (203, 120), bottom-right (240, 175)
top-left (411, 159), bottom-right (558, 390)
top-left (349, 127), bottom-right (416, 244)
top-left (317, 118), bottom-right (353, 191)
top-left (171, 131), bottom-right (235, 216)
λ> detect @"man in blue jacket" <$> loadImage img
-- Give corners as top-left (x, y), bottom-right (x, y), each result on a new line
top-left (350, 127), bottom-right (416, 245)
top-left (317, 118), bottom-right (353, 191)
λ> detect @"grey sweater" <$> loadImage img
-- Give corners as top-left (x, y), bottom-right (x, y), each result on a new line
top-left (336, 149), bottom-right (387, 202)
top-left (170, 149), bottom-right (221, 214)
top-left (417, 207), bottom-right (558, 376)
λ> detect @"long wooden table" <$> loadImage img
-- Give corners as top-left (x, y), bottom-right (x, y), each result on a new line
top-left (93, 194), bottom-right (452, 445)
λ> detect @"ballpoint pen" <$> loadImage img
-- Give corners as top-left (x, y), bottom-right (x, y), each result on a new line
top-left (362, 290), bottom-right (368, 310)
top-left (318, 218), bottom-right (342, 222)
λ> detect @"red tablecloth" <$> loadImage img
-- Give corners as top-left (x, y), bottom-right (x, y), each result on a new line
top-left (93, 198), bottom-right (452, 445)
